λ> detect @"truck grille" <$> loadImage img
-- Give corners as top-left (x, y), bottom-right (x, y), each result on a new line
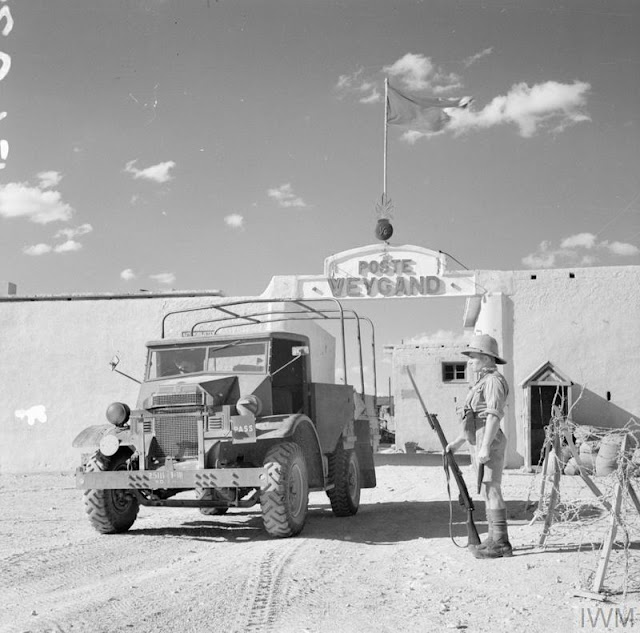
top-left (151, 392), bottom-right (204, 407)
top-left (153, 414), bottom-right (201, 460)
top-left (208, 416), bottom-right (223, 431)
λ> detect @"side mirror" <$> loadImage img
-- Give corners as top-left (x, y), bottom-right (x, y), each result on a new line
top-left (292, 346), bottom-right (309, 357)
top-left (108, 354), bottom-right (142, 385)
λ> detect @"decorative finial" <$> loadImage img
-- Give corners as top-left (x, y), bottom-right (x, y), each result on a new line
top-left (375, 194), bottom-right (394, 242)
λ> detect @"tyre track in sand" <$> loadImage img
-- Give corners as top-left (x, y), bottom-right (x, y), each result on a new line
top-left (232, 538), bottom-right (307, 633)
top-left (0, 533), bottom-right (183, 633)
top-left (0, 527), bottom-right (263, 633)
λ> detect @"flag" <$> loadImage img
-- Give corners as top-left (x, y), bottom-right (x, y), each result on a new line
top-left (386, 83), bottom-right (472, 133)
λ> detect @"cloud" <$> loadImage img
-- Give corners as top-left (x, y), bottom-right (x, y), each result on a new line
top-left (267, 183), bottom-right (307, 208)
top-left (522, 240), bottom-right (558, 268)
top-left (120, 268), bottom-right (136, 281)
top-left (560, 232), bottom-right (597, 249)
top-left (224, 213), bottom-right (244, 229)
top-left (522, 232), bottom-right (639, 268)
top-left (23, 243), bottom-right (52, 256)
top-left (359, 87), bottom-right (382, 104)
top-left (603, 240), bottom-right (639, 256)
top-left (23, 227), bottom-right (90, 256)
top-left (400, 130), bottom-right (428, 145)
top-left (335, 69), bottom-right (382, 104)
top-left (337, 56), bottom-right (590, 143)
top-left (463, 47), bottom-right (494, 67)
top-left (335, 71), bottom-right (359, 91)
top-left (150, 272), bottom-right (176, 285)
top-left (383, 53), bottom-right (462, 94)
top-left (124, 159), bottom-right (176, 183)
top-left (448, 80), bottom-right (591, 138)
top-left (54, 239), bottom-right (82, 253)
top-left (54, 223), bottom-right (93, 240)
top-left (336, 53), bottom-right (462, 107)
top-left (37, 171), bottom-right (62, 189)
top-left (0, 180), bottom-right (74, 224)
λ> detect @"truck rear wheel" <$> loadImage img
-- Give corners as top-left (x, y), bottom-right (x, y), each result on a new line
top-left (84, 451), bottom-right (139, 534)
top-left (327, 443), bottom-right (361, 517)
top-left (260, 442), bottom-right (309, 538)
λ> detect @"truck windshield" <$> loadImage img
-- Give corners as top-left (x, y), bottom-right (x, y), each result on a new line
top-left (148, 341), bottom-right (268, 379)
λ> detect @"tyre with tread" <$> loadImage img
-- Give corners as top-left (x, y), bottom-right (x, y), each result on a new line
top-left (84, 451), bottom-right (139, 534)
top-left (327, 441), bottom-right (361, 517)
top-left (260, 442), bottom-right (309, 538)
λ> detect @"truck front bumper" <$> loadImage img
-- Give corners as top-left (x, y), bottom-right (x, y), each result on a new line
top-left (76, 466), bottom-right (269, 490)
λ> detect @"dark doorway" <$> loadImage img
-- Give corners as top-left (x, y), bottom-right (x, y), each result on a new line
top-left (270, 337), bottom-right (308, 415)
top-left (530, 385), bottom-right (568, 465)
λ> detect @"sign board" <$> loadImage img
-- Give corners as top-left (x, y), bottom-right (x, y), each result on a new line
top-left (261, 244), bottom-right (478, 300)
top-left (325, 245), bottom-right (446, 298)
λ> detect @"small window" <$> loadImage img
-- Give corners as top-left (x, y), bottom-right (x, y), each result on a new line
top-left (442, 362), bottom-right (467, 383)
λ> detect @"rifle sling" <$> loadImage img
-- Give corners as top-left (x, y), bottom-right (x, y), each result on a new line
top-left (443, 452), bottom-right (467, 549)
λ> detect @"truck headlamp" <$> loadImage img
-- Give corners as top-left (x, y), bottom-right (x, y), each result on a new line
top-left (106, 402), bottom-right (131, 426)
top-left (99, 434), bottom-right (120, 457)
top-left (236, 395), bottom-right (262, 417)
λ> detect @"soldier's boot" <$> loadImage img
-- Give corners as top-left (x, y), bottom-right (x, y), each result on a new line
top-left (474, 512), bottom-right (495, 551)
top-left (472, 509), bottom-right (513, 559)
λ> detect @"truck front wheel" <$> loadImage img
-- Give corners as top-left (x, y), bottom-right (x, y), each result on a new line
top-left (327, 443), bottom-right (361, 517)
top-left (84, 451), bottom-right (139, 534)
top-left (260, 442), bottom-right (309, 538)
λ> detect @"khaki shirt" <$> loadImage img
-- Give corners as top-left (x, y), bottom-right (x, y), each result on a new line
top-left (464, 367), bottom-right (509, 421)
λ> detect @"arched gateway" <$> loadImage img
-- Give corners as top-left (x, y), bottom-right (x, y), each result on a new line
top-left (260, 243), bottom-right (478, 301)
top-left (257, 243), bottom-right (521, 466)
top-left (257, 244), bottom-right (640, 471)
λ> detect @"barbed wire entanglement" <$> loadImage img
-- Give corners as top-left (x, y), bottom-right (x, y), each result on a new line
top-left (525, 395), bottom-right (640, 597)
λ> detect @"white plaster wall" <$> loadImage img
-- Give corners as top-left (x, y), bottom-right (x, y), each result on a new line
top-left (477, 266), bottom-right (640, 467)
top-left (0, 294), bottom-right (259, 473)
top-left (392, 345), bottom-right (471, 452)
top-left (507, 267), bottom-right (640, 423)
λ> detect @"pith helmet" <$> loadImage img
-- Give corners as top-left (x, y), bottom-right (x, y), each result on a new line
top-left (461, 334), bottom-right (506, 365)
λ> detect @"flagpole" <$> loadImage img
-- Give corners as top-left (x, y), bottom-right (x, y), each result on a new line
top-left (383, 77), bottom-right (388, 202)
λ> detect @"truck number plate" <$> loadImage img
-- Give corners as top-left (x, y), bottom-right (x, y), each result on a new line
top-left (231, 423), bottom-right (257, 444)
top-left (147, 471), bottom-right (184, 481)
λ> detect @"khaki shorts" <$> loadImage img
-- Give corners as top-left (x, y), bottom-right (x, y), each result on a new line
top-left (470, 427), bottom-right (507, 485)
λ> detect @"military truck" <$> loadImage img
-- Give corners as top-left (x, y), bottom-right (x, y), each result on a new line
top-left (73, 298), bottom-right (380, 538)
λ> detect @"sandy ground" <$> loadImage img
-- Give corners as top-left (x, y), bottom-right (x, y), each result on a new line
top-left (1, 456), bottom-right (639, 633)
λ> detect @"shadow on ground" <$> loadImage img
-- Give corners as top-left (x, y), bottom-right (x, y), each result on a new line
top-left (129, 498), bottom-right (533, 545)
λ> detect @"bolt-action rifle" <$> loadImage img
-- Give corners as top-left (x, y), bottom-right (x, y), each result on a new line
top-left (406, 367), bottom-right (481, 547)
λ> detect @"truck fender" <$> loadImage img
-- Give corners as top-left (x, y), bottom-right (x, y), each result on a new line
top-left (257, 414), bottom-right (325, 489)
top-left (72, 424), bottom-right (134, 450)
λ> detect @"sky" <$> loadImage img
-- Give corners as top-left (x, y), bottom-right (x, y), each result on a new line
top-left (1, 0), bottom-right (639, 389)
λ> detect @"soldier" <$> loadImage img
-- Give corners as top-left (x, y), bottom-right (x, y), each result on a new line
top-left (446, 334), bottom-right (511, 559)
